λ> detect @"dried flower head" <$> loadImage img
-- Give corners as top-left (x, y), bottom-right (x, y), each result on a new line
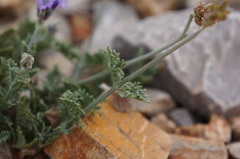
top-left (20, 53), bottom-right (34, 70)
top-left (194, 1), bottom-right (229, 27)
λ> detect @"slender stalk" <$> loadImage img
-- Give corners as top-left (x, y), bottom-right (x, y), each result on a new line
top-left (84, 27), bottom-right (205, 112)
top-left (28, 24), bottom-right (40, 49)
top-left (78, 15), bottom-right (194, 85)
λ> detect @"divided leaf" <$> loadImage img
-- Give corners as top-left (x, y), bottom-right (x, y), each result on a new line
top-left (118, 82), bottom-right (150, 103)
top-left (0, 131), bottom-right (11, 144)
top-left (107, 47), bottom-right (126, 85)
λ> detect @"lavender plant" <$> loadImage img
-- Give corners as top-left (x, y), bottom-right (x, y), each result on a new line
top-left (0, 0), bottom-right (229, 152)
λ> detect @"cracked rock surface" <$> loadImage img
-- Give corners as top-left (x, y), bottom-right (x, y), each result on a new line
top-left (113, 9), bottom-right (240, 118)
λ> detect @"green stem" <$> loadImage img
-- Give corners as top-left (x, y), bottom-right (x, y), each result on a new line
top-left (84, 27), bottom-right (205, 112)
top-left (78, 15), bottom-right (194, 85)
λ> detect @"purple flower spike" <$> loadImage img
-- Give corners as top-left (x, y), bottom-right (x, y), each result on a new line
top-left (36, 0), bottom-right (67, 11)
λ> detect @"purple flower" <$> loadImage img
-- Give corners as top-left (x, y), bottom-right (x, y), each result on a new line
top-left (36, 0), bottom-right (67, 11)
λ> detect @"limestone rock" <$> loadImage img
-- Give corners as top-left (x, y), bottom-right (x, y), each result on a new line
top-left (83, 0), bottom-right (139, 53)
top-left (227, 142), bottom-right (240, 159)
top-left (126, 0), bottom-right (186, 17)
top-left (168, 108), bottom-right (195, 126)
top-left (130, 88), bottom-right (175, 117)
top-left (44, 97), bottom-right (172, 159)
top-left (151, 113), bottom-right (177, 133)
top-left (113, 10), bottom-right (240, 118)
top-left (169, 135), bottom-right (228, 159)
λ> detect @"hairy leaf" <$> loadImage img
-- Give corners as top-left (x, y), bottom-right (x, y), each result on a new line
top-left (118, 82), bottom-right (150, 103)
top-left (107, 47), bottom-right (126, 85)
top-left (0, 131), bottom-right (11, 144)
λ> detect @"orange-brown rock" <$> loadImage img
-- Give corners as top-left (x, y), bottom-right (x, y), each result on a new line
top-left (68, 14), bottom-right (92, 42)
top-left (175, 124), bottom-right (206, 138)
top-left (126, 0), bottom-right (185, 17)
top-left (204, 114), bottom-right (231, 143)
top-left (44, 97), bottom-right (172, 159)
top-left (169, 135), bottom-right (228, 159)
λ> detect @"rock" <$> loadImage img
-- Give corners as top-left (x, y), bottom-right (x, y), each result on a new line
top-left (38, 50), bottom-right (74, 77)
top-left (126, 0), bottom-right (186, 17)
top-left (175, 114), bottom-right (231, 143)
top-left (175, 124), bottom-right (206, 138)
top-left (170, 135), bottom-right (228, 159)
top-left (204, 114), bottom-right (231, 143)
top-left (113, 10), bottom-right (240, 118)
top-left (0, 144), bottom-right (11, 159)
top-left (44, 96), bottom-right (172, 159)
top-left (130, 88), bottom-right (175, 117)
top-left (83, 0), bottom-right (139, 53)
top-left (111, 91), bottom-right (131, 112)
top-left (227, 142), bottom-right (240, 159)
top-left (68, 13), bottom-right (92, 43)
top-left (168, 108), bottom-right (195, 126)
top-left (230, 117), bottom-right (240, 141)
top-left (151, 113), bottom-right (177, 133)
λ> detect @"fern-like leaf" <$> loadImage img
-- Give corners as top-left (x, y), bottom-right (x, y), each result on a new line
top-left (60, 89), bottom-right (90, 125)
top-left (0, 131), bottom-right (11, 144)
top-left (107, 47), bottom-right (126, 85)
top-left (118, 82), bottom-right (150, 103)
top-left (13, 127), bottom-right (26, 148)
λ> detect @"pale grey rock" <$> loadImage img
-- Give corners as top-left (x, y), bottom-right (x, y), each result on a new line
top-left (130, 88), bottom-right (175, 117)
top-left (227, 142), bottom-right (240, 159)
top-left (83, 0), bottom-right (139, 53)
top-left (168, 108), bottom-right (195, 126)
top-left (113, 10), bottom-right (240, 118)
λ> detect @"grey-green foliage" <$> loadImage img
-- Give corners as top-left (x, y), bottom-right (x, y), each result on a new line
top-left (0, 18), bottom-right (152, 150)
top-left (107, 47), bottom-right (126, 85)
top-left (119, 82), bottom-right (150, 103)
top-left (60, 89), bottom-right (95, 126)
top-left (106, 47), bottom-right (150, 103)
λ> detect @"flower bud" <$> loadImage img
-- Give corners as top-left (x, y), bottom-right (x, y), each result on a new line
top-left (20, 53), bottom-right (34, 70)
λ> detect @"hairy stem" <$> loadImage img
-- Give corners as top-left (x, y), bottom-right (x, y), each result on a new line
top-left (78, 15), bottom-right (194, 85)
top-left (28, 24), bottom-right (40, 49)
top-left (84, 27), bottom-right (205, 112)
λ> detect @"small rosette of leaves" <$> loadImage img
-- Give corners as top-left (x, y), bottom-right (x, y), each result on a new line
top-left (118, 82), bottom-right (150, 103)
top-left (107, 47), bottom-right (126, 85)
